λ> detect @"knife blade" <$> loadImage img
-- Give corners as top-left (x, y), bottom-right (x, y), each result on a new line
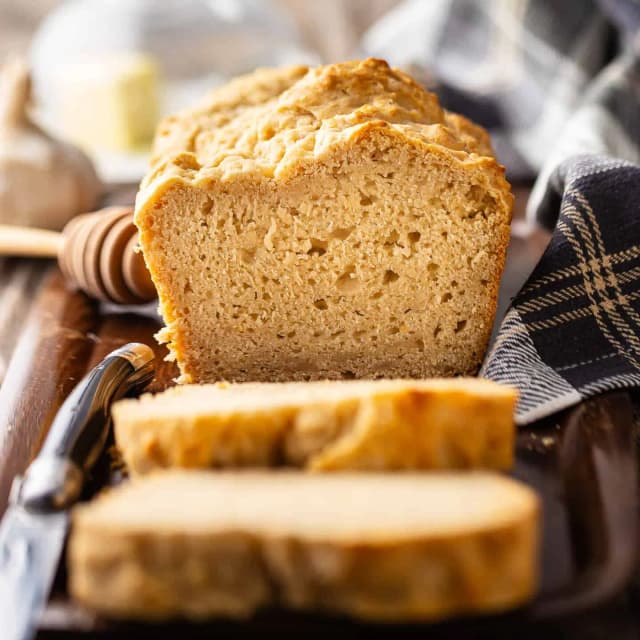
top-left (0, 509), bottom-right (67, 640)
top-left (0, 342), bottom-right (155, 640)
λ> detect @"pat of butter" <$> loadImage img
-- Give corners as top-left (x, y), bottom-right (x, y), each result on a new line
top-left (59, 53), bottom-right (160, 152)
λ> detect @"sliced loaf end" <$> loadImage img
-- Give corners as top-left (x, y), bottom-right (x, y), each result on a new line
top-left (70, 470), bottom-right (539, 622)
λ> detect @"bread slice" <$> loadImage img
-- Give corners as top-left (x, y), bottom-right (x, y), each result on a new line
top-left (69, 471), bottom-right (539, 622)
top-left (113, 378), bottom-right (516, 474)
top-left (136, 58), bottom-right (513, 383)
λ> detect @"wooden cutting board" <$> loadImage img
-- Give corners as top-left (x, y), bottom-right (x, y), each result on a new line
top-left (0, 266), bottom-right (177, 517)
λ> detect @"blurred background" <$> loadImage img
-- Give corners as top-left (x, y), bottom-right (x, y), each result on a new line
top-left (0, 0), bottom-right (400, 183)
top-left (1, 0), bottom-right (397, 61)
top-left (1, 0), bottom-right (623, 189)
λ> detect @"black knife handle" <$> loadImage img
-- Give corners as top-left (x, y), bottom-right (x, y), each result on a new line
top-left (12, 343), bottom-right (155, 513)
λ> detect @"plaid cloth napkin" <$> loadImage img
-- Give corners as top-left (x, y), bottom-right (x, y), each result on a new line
top-left (365, 0), bottom-right (640, 423)
top-left (482, 155), bottom-right (640, 423)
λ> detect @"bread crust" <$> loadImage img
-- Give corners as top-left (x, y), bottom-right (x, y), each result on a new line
top-left (112, 378), bottom-right (517, 474)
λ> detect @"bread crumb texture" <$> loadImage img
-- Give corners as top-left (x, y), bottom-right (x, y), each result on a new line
top-left (113, 378), bottom-right (517, 474)
top-left (136, 58), bottom-right (513, 383)
top-left (69, 471), bottom-right (539, 622)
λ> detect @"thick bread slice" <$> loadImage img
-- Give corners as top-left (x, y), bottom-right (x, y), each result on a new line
top-left (113, 378), bottom-right (516, 474)
top-left (136, 58), bottom-right (513, 383)
top-left (69, 471), bottom-right (539, 622)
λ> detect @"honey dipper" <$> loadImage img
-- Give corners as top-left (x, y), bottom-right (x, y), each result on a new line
top-left (0, 207), bottom-right (156, 304)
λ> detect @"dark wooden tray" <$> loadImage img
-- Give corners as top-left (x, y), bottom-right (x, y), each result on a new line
top-left (0, 209), bottom-right (638, 636)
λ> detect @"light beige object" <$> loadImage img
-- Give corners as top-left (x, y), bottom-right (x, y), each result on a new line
top-left (57, 53), bottom-right (160, 152)
top-left (136, 58), bottom-right (513, 383)
top-left (114, 378), bottom-right (516, 474)
top-left (0, 59), bottom-right (102, 230)
top-left (69, 471), bottom-right (540, 622)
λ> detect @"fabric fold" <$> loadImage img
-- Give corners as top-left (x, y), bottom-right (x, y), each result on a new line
top-left (483, 155), bottom-right (640, 423)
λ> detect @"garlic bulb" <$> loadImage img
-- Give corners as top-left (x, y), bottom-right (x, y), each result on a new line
top-left (0, 59), bottom-right (102, 230)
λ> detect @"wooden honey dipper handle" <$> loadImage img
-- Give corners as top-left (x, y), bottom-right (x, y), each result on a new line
top-left (0, 224), bottom-right (63, 257)
top-left (61, 207), bottom-right (156, 304)
top-left (0, 207), bottom-right (156, 304)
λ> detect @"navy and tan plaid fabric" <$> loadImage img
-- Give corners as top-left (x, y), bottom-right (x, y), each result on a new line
top-left (482, 156), bottom-right (640, 423)
top-left (365, 1), bottom-right (640, 422)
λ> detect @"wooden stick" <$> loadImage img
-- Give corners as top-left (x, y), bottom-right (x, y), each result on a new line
top-left (0, 224), bottom-right (63, 258)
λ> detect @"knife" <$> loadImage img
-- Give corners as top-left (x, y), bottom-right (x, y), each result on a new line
top-left (0, 342), bottom-right (155, 640)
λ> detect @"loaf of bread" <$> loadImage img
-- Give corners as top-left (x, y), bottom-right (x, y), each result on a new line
top-left (69, 471), bottom-right (539, 622)
top-left (113, 378), bottom-right (516, 474)
top-left (136, 58), bottom-right (513, 383)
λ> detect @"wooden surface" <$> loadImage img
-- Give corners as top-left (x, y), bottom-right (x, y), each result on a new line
top-left (0, 268), bottom-right (178, 515)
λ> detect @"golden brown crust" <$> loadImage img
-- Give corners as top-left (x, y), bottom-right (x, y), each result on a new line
top-left (112, 378), bottom-right (517, 474)
top-left (144, 58), bottom-right (502, 188)
top-left (150, 64), bottom-right (309, 168)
